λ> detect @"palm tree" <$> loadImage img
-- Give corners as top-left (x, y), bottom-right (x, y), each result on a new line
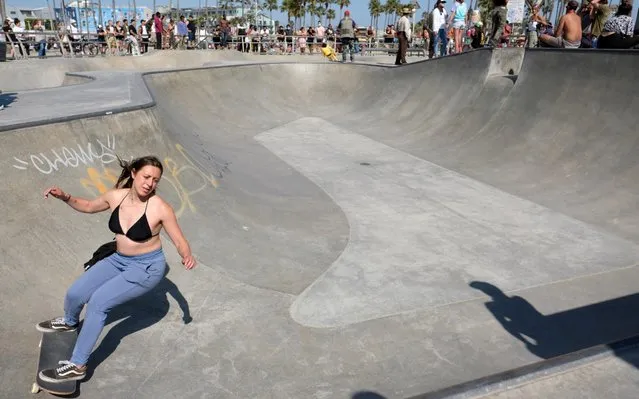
top-left (313, 3), bottom-right (326, 25)
top-left (387, 0), bottom-right (400, 24)
top-left (542, 0), bottom-right (554, 19)
top-left (323, 0), bottom-right (334, 25)
top-left (282, 0), bottom-right (304, 27)
top-left (280, 0), bottom-right (293, 25)
top-left (369, 0), bottom-right (383, 30)
top-left (336, 0), bottom-right (350, 16)
top-left (326, 7), bottom-right (335, 25)
top-left (263, 0), bottom-right (278, 24)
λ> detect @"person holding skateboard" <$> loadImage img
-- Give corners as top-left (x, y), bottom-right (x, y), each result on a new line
top-left (36, 155), bottom-right (196, 383)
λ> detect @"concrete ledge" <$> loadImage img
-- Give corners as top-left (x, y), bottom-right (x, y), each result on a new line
top-left (0, 70), bottom-right (155, 132)
top-left (409, 335), bottom-right (639, 399)
top-left (0, 59), bottom-right (403, 133)
top-left (0, 48), bottom-right (500, 133)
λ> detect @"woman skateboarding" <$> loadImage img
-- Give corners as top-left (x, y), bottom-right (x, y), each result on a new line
top-left (36, 155), bottom-right (196, 383)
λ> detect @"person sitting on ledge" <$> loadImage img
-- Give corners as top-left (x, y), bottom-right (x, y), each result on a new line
top-left (539, 0), bottom-right (582, 48)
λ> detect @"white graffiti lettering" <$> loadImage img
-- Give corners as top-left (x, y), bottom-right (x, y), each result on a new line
top-left (12, 135), bottom-right (117, 174)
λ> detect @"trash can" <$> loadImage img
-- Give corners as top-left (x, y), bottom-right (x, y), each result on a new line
top-left (0, 40), bottom-right (6, 62)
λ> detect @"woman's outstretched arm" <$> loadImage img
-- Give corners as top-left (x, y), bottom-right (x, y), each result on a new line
top-left (43, 186), bottom-right (112, 214)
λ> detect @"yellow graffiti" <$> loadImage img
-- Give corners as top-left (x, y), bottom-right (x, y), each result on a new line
top-left (80, 167), bottom-right (119, 195)
top-left (174, 143), bottom-right (219, 188)
top-left (79, 144), bottom-right (220, 219)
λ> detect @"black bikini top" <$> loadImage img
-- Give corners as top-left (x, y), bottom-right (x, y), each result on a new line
top-left (108, 192), bottom-right (159, 242)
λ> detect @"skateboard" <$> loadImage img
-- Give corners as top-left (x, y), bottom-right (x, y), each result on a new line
top-left (32, 330), bottom-right (79, 395)
top-left (321, 46), bottom-right (339, 62)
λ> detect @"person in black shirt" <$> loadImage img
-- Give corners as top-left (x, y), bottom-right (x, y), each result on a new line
top-left (187, 16), bottom-right (196, 46)
top-left (96, 24), bottom-right (106, 54)
top-left (128, 19), bottom-right (137, 36)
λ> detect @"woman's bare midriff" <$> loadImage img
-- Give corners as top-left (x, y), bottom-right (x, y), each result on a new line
top-left (115, 235), bottom-right (162, 256)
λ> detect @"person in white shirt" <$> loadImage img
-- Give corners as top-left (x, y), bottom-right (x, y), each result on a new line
top-left (140, 19), bottom-right (149, 53)
top-left (431, 0), bottom-right (449, 57)
top-left (395, 7), bottom-right (412, 65)
top-left (67, 19), bottom-right (80, 41)
top-left (316, 22), bottom-right (326, 43)
top-left (11, 18), bottom-right (30, 56)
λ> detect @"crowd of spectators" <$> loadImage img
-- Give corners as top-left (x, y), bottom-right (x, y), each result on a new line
top-left (2, 1), bottom-right (638, 61)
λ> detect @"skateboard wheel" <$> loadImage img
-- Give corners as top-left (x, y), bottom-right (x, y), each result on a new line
top-left (31, 382), bottom-right (40, 394)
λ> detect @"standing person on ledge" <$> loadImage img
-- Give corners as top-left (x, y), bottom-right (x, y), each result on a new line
top-left (36, 155), bottom-right (196, 383)
top-left (395, 7), bottom-right (413, 65)
top-left (337, 10), bottom-right (357, 63)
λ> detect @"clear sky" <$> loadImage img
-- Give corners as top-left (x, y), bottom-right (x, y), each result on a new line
top-left (7, 0), bottom-right (639, 26)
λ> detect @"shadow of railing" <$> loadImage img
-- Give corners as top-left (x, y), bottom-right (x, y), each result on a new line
top-left (470, 281), bottom-right (639, 368)
top-left (0, 92), bottom-right (18, 110)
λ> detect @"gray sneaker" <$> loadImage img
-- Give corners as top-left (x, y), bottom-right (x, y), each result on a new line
top-left (36, 317), bottom-right (77, 333)
top-left (39, 361), bottom-right (86, 383)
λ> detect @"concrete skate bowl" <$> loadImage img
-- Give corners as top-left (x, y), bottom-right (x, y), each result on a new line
top-left (2, 48), bottom-right (639, 399)
top-left (0, 50), bottom-right (257, 91)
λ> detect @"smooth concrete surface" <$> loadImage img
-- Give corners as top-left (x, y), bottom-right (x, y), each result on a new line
top-left (256, 117), bottom-right (638, 327)
top-left (1, 48), bottom-right (639, 399)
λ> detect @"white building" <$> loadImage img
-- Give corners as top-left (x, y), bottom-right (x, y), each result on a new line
top-left (155, 4), bottom-right (275, 29)
top-left (4, 5), bottom-right (54, 22)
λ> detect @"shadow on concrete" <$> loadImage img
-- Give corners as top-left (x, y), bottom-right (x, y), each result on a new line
top-left (84, 264), bottom-right (191, 380)
top-left (352, 391), bottom-right (388, 399)
top-left (469, 281), bottom-right (639, 368)
top-left (0, 91), bottom-right (17, 109)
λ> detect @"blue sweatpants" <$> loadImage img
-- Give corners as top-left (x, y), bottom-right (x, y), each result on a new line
top-left (64, 248), bottom-right (166, 365)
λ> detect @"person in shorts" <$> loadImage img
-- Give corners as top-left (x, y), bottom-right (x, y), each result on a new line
top-left (539, 0), bottom-right (582, 48)
top-left (449, 0), bottom-right (469, 53)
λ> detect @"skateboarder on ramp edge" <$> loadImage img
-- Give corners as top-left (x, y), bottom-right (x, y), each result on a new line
top-left (34, 156), bottom-right (196, 389)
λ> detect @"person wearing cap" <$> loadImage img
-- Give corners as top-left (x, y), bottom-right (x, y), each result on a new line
top-left (431, 0), bottom-right (449, 57)
top-left (539, 0), bottom-right (582, 48)
top-left (337, 10), bottom-right (357, 62)
top-left (395, 7), bottom-right (412, 65)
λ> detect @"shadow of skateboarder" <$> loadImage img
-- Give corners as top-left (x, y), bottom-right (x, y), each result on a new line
top-left (84, 264), bottom-right (191, 380)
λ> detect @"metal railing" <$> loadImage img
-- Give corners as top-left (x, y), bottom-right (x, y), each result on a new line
top-left (3, 29), bottom-right (434, 60)
top-left (6, 30), bottom-right (536, 60)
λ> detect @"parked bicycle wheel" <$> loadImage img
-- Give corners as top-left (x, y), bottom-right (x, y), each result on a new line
top-left (83, 43), bottom-right (99, 57)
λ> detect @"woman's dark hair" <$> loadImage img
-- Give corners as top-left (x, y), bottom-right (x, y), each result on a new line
top-left (493, 0), bottom-right (508, 6)
top-left (115, 155), bottom-right (164, 189)
top-left (617, 0), bottom-right (632, 16)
